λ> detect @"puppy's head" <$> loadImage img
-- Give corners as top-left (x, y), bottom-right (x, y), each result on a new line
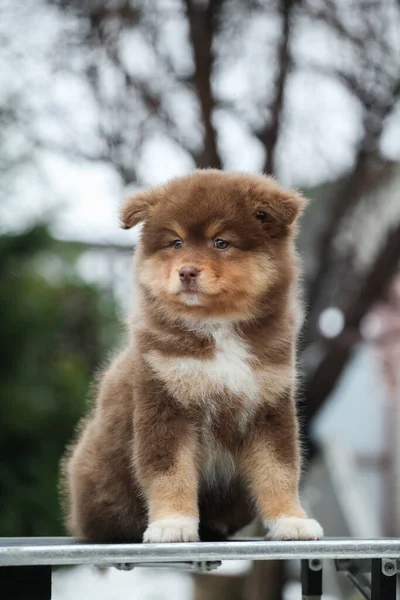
top-left (121, 170), bottom-right (307, 322)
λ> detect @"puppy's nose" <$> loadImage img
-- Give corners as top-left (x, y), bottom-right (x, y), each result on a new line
top-left (179, 266), bottom-right (199, 284)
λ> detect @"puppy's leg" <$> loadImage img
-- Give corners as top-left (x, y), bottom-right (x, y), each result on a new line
top-left (238, 392), bottom-right (323, 541)
top-left (134, 397), bottom-right (199, 543)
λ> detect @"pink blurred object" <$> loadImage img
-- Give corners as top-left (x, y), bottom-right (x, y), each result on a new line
top-left (359, 274), bottom-right (400, 535)
top-left (361, 274), bottom-right (400, 344)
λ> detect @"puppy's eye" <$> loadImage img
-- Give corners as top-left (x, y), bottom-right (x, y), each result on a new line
top-left (214, 239), bottom-right (230, 250)
top-left (172, 239), bottom-right (183, 249)
top-left (256, 210), bottom-right (275, 224)
top-left (256, 210), bottom-right (267, 222)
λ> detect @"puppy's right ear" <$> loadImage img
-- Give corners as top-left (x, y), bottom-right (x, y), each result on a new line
top-left (120, 190), bottom-right (159, 230)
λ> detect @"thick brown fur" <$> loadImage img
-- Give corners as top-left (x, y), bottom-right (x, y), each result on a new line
top-left (61, 169), bottom-right (322, 543)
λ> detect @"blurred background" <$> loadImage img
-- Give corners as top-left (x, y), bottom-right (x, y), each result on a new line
top-left (1, 0), bottom-right (400, 598)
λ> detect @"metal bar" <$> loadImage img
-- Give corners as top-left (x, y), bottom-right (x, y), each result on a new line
top-left (109, 560), bottom-right (222, 572)
top-left (2, 538), bottom-right (400, 567)
top-left (371, 558), bottom-right (397, 600)
top-left (335, 559), bottom-right (371, 599)
top-left (0, 566), bottom-right (51, 600)
top-left (301, 559), bottom-right (322, 599)
top-left (335, 558), bottom-right (372, 573)
top-left (345, 570), bottom-right (371, 600)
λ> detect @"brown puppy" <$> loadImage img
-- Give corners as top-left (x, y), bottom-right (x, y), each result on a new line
top-left (62, 169), bottom-right (323, 543)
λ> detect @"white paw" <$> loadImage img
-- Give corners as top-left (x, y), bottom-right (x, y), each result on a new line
top-left (265, 517), bottom-right (323, 541)
top-left (143, 516), bottom-right (199, 543)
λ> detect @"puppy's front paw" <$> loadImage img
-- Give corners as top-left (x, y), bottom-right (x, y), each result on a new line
top-left (143, 516), bottom-right (199, 543)
top-left (265, 517), bottom-right (323, 541)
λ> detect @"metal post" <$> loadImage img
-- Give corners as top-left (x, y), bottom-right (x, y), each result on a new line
top-left (0, 566), bottom-right (52, 600)
top-left (301, 558), bottom-right (323, 600)
top-left (371, 558), bottom-right (397, 600)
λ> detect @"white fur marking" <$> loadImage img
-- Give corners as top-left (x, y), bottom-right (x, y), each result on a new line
top-left (265, 517), bottom-right (323, 540)
top-left (146, 325), bottom-right (260, 401)
top-left (143, 516), bottom-right (199, 543)
top-left (180, 293), bottom-right (201, 306)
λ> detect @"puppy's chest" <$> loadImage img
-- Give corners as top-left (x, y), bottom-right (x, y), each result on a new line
top-left (145, 327), bottom-right (260, 403)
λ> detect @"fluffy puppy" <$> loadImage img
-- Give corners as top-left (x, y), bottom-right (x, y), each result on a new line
top-left (62, 169), bottom-right (323, 543)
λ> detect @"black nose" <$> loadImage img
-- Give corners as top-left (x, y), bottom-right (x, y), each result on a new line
top-left (179, 266), bottom-right (199, 283)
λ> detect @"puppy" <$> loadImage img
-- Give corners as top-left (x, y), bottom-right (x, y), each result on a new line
top-left (62, 169), bottom-right (323, 543)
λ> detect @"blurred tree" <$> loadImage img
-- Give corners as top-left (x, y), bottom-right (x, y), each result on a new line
top-left (0, 225), bottom-right (118, 536)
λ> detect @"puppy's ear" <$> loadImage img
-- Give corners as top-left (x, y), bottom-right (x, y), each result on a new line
top-left (254, 181), bottom-right (308, 230)
top-left (120, 190), bottom-right (160, 230)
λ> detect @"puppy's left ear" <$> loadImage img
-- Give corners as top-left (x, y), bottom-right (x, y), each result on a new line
top-left (120, 189), bottom-right (160, 230)
top-left (254, 181), bottom-right (308, 229)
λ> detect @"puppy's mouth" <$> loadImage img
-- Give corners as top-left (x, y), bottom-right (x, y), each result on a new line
top-left (180, 282), bottom-right (201, 294)
top-left (181, 288), bottom-right (200, 295)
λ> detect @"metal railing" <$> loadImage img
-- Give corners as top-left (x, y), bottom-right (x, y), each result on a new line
top-left (1, 538), bottom-right (399, 599)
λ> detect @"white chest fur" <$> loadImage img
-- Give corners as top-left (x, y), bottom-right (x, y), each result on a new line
top-left (145, 325), bottom-right (261, 403)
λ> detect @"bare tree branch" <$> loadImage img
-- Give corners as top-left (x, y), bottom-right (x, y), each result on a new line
top-left (304, 63), bottom-right (400, 342)
top-left (304, 154), bottom-right (396, 343)
top-left (184, 0), bottom-right (223, 169)
top-left (302, 221), bottom-right (400, 457)
top-left (304, 0), bottom-right (394, 58)
top-left (257, 0), bottom-right (296, 175)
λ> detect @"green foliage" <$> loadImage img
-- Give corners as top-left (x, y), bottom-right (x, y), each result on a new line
top-left (0, 225), bottom-right (119, 536)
